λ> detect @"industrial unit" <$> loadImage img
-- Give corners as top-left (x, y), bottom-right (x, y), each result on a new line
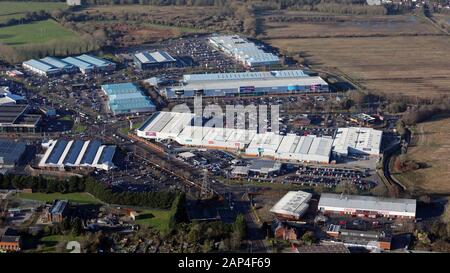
top-left (101, 83), bottom-right (156, 115)
top-left (0, 105), bottom-right (41, 133)
top-left (270, 190), bottom-right (313, 220)
top-left (209, 35), bottom-right (280, 67)
top-left (134, 51), bottom-right (177, 70)
top-left (38, 139), bottom-right (116, 171)
top-left (333, 127), bottom-right (382, 156)
top-left (0, 86), bottom-right (25, 105)
top-left (161, 70), bottom-right (329, 99)
top-left (318, 193), bottom-right (416, 219)
top-left (23, 54), bottom-right (115, 76)
top-left (136, 111), bottom-right (333, 163)
top-left (0, 140), bottom-right (26, 169)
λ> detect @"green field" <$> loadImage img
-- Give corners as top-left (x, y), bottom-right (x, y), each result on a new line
top-left (0, 19), bottom-right (80, 46)
top-left (32, 234), bottom-right (85, 253)
top-left (135, 209), bottom-right (172, 232)
top-left (18, 192), bottom-right (101, 204)
top-left (0, 1), bottom-right (67, 24)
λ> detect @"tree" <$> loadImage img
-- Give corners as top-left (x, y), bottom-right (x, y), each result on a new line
top-left (71, 217), bottom-right (83, 236)
top-left (232, 214), bottom-right (247, 240)
top-left (202, 239), bottom-right (214, 253)
top-left (301, 231), bottom-right (315, 245)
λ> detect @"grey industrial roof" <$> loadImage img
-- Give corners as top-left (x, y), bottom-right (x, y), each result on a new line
top-left (23, 59), bottom-right (60, 73)
top-left (135, 51), bottom-right (176, 64)
top-left (183, 70), bottom-right (308, 82)
top-left (0, 105), bottom-right (28, 124)
top-left (165, 76), bottom-right (328, 98)
top-left (209, 35), bottom-right (280, 65)
top-left (40, 57), bottom-right (74, 69)
top-left (270, 190), bottom-right (312, 217)
top-left (318, 193), bottom-right (417, 215)
top-left (0, 140), bottom-right (26, 165)
top-left (249, 159), bottom-right (281, 173)
top-left (76, 54), bottom-right (113, 67)
top-left (62, 57), bottom-right (94, 70)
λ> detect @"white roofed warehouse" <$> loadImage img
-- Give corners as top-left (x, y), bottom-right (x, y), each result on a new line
top-left (134, 51), bottom-right (177, 70)
top-left (333, 127), bottom-right (382, 156)
top-left (318, 193), bottom-right (416, 219)
top-left (136, 111), bottom-right (334, 164)
top-left (38, 139), bottom-right (117, 171)
top-left (209, 35), bottom-right (280, 67)
top-left (270, 191), bottom-right (313, 220)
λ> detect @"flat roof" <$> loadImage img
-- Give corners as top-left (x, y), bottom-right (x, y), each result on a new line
top-left (40, 57), bottom-right (74, 69)
top-left (333, 127), bottom-right (382, 155)
top-left (22, 59), bottom-right (59, 73)
top-left (62, 57), bottom-right (94, 70)
top-left (0, 140), bottom-right (26, 165)
top-left (318, 193), bottom-right (417, 215)
top-left (164, 76), bottom-right (328, 98)
top-left (76, 54), bottom-right (113, 67)
top-left (209, 35), bottom-right (279, 65)
top-left (0, 105), bottom-right (28, 124)
top-left (102, 83), bottom-right (155, 114)
top-left (183, 70), bottom-right (308, 82)
top-left (249, 159), bottom-right (282, 173)
top-left (270, 190), bottom-right (312, 218)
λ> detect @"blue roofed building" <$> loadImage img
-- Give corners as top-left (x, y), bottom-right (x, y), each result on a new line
top-left (101, 83), bottom-right (156, 115)
top-left (39, 139), bottom-right (116, 171)
top-left (134, 51), bottom-right (177, 70)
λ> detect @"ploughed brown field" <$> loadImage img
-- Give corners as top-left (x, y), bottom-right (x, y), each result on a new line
top-left (262, 12), bottom-right (450, 98)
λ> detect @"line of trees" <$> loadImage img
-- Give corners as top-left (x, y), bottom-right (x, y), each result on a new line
top-left (0, 174), bottom-right (178, 209)
top-left (0, 10), bottom-right (51, 28)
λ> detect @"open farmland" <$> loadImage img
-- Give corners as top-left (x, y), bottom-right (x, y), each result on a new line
top-left (393, 115), bottom-right (450, 195)
top-left (263, 13), bottom-right (441, 38)
top-left (268, 36), bottom-right (450, 97)
top-left (262, 11), bottom-right (450, 98)
top-left (0, 19), bottom-right (81, 46)
top-left (0, 1), bottom-right (67, 24)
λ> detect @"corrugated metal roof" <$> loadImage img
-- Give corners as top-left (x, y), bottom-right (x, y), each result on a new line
top-left (135, 51), bottom-right (176, 64)
top-left (318, 193), bottom-right (416, 215)
top-left (23, 59), bottom-right (59, 73)
top-left (80, 140), bottom-right (101, 165)
top-left (76, 54), bottom-right (112, 67)
top-left (62, 57), bottom-right (94, 70)
top-left (40, 57), bottom-right (73, 69)
top-left (209, 35), bottom-right (279, 66)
